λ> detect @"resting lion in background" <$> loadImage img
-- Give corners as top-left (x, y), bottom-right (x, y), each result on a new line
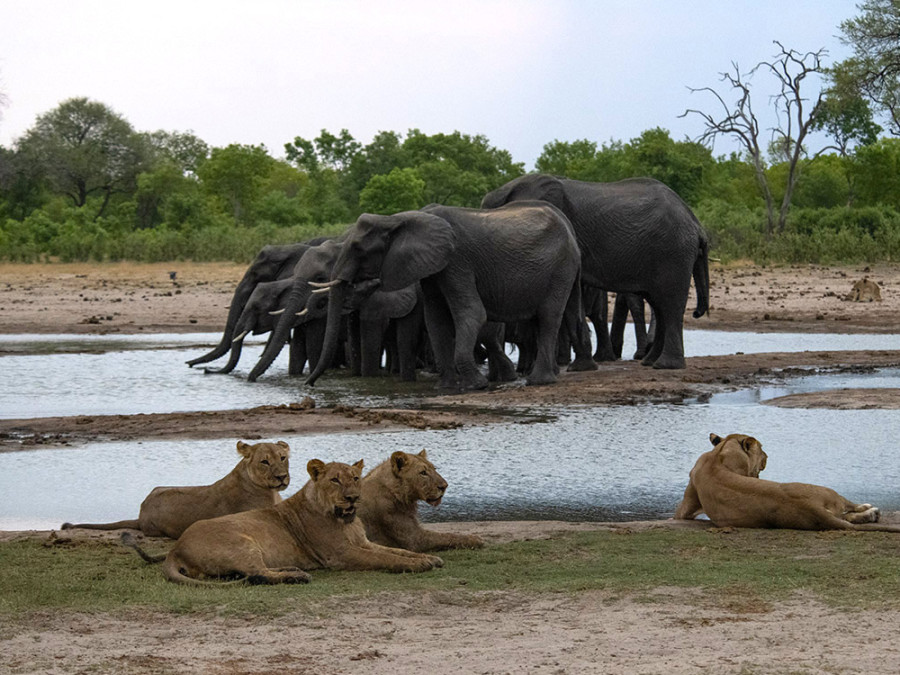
top-left (674, 433), bottom-right (900, 531)
top-left (359, 450), bottom-right (484, 552)
top-left (63, 440), bottom-right (290, 539)
top-left (124, 459), bottom-right (443, 585)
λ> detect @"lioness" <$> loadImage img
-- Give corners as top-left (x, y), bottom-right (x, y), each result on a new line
top-left (63, 440), bottom-right (290, 539)
top-left (359, 450), bottom-right (484, 552)
top-left (130, 458), bottom-right (443, 585)
top-left (674, 433), bottom-right (900, 531)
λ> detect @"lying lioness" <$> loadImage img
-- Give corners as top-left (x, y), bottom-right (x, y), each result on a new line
top-left (63, 440), bottom-right (290, 538)
top-left (674, 433), bottom-right (900, 531)
top-left (127, 458), bottom-right (443, 585)
top-left (359, 450), bottom-right (484, 552)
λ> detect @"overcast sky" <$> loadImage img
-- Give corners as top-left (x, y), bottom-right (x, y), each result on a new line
top-left (0, 1), bottom-right (858, 169)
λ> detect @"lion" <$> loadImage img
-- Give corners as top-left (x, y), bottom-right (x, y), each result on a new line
top-left (62, 440), bottom-right (290, 539)
top-left (124, 458), bottom-right (444, 585)
top-left (674, 433), bottom-right (900, 531)
top-left (359, 450), bottom-right (484, 552)
top-left (846, 277), bottom-right (882, 302)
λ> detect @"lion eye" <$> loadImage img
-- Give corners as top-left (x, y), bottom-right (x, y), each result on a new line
top-left (260, 459), bottom-right (270, 465)
top-left (354, 476), bottom-right (359, 482)
top-left (280, 456), bottom-right (286, 461)
top-left (420, 470), bottom-right (428, 476)
top-left (330, 477), bottom-right (341, 484)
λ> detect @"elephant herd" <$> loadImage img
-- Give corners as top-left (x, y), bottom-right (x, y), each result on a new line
top-left (188, 174), bottom-right (710, 391)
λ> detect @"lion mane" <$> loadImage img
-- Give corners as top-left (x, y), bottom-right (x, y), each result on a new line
top-left (125, 458), bottom-right (444, 585)
top-left (359, 449), bottom-right (484, 552)
top-left (63, 440), bottom-right (291, 539)
top-left (674, 433), bottom-right (900, 532)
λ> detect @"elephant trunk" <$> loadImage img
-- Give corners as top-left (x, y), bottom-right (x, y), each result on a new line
top-left (203, 334), bottom-right (245, 374)
top-left (247, 285), bottom-right (305, 382)
top-left (305, 281), bottom-right (348, 386)
top-left (186, 277), bottom-right (255, 367)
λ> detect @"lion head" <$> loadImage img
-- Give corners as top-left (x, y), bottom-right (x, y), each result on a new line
top-left (307, 458), bottom-right (364, 522)
top-left (238, 440), bottom-right (291, 491)
top-left (709, 432), bottom-right (767, 477)
top-left (390, 449), bottom-right (448, 507)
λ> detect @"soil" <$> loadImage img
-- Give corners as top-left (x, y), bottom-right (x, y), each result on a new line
top-left (2, 260), bottom-right (900, 674)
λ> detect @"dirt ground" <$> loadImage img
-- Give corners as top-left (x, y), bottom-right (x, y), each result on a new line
top-left (2, 260), bottom-right (900, 674)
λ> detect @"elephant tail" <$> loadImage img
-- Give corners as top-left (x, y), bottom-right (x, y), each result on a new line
top-left (692, 232), bottom-right (710, 319)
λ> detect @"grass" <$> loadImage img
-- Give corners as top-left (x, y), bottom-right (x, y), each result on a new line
top-left (2, 527), bottom-right (899, 620)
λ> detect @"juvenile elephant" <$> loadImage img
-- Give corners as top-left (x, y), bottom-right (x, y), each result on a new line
top-left (186, 242), bottom-right (312, 368)
top-left (202, 278), bottom-right (328, 376)
top-left (482, 174), bottom-right (709, 369)
top-left (306, 202), bottom-right (597, 391)
top-left (248, 239), bottom-right (423, 383)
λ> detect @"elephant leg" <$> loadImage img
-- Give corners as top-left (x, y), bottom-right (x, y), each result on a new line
top-left (347, 312), bottom-right (362, 377)
top-left (627, 295), bottom-right (649, 361)
top-left (527, 307), bottom-right (564, 385)
top-left (394, 314), bottom-right (420, 382)
top-left (482, 322), bottom-right (516, 383)
top-left (610, 293), bottom-right (629, 360)
top-left (288, 325), bottom-right (307, 376)
top-left (556, 326), bottom-right (572, 366)
top-left (588, 289), bottom-right (616, 362)
top-left (305, 318), bottom-right (327, 373)
top-left (641, 298), bottom-right (686, 369)
top-left (442, 279), bottom-right (489, 391)
top-left (422, 281), bottom-right (459, 389)
top-left (359, 318), bottom-right (387, 377)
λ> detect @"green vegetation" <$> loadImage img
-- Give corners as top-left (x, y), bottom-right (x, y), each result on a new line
top-left (2, 528), bottom-right (899, 619)
top-left (2, 4), bottom-right (899, 265)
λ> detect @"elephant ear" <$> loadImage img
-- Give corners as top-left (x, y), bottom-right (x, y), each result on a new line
top-left (526, 174), bottom-right (568, 211)
top-left (380, 212), bottom-right (455, 291)
top-left (359, 285), bottom-right (418, 321)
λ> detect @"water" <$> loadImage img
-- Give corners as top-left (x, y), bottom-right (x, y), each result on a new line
top-left (0, 329), bottom-right (898, 530)
top-left (1, 329), bottom-right (898, 419)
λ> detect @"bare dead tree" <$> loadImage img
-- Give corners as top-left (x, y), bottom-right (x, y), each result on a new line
top-left (681, 41), bottom-right (828, 237)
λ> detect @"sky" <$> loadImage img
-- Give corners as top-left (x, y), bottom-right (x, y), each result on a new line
top-left (0, 1), bottom-right (859, 169)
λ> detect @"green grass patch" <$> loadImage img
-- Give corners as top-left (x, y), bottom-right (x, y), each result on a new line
top-left (2, 528), bottom-right (898, 619)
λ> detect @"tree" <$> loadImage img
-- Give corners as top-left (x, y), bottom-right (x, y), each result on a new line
top-left (834, 0), bottom-right (900, 136)
top-left (16, 97), bottom-right (151, 219)
top-left (196, 144), bottom-right (274, 225)
top-left (359, 167), bottom-right (425, 214)
top-left (284, 129), bottom-right (360, 224)
top-left (682, 42), bottom-right (828, 236)
top-left (621, 128), bottom-right (714, 205)
top-left (146, 130), bottom-right (209, 176)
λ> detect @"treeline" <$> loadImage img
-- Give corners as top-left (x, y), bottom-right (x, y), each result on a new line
top-left (1, 97), bottom-right (900, 264)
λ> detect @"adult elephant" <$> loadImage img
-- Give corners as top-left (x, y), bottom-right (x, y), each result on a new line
top-left (306, 202), bottom-right (597, 391)
top-left (247, 239), bottom-right (422, 383)
top-left (481, 175), bottom-right (709, 369)
top-left (186, 241), bottom-right (312, 368)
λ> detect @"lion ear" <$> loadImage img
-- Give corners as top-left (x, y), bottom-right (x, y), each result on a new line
top-left (740, 437), bottom-right (757, 454)
top-left (709, 433), bottom-right (723, 446)
top-left (417, 449), bottom-right (428, 460)
top-left (353, 459), bottom-right (365, 474)
top-left (391, 451), bottom-right (407, 475)
top-left (276, 440), bottom-right (290, 455)
top-left (307, 459), bottom-right (326, 480)
top-left (237, 441), bottom-right (252, 458)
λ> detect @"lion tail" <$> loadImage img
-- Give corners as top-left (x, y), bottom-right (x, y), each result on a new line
top-left (159, 550), bottom-right (249, 586)
top-left (120, 531), bottom-right (166, 564)
top-left (62, 519), bottom-right (141, 531)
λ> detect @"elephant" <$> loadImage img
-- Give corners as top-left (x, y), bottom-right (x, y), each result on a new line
top-left (247, 239), bottom-right (423, 383)
top-left (186, 241), bottom-right (314, 368)
top-left (305, 201), bottom-right (597, 391)
top-left (201, 278), bottom-right (329, 377)
top-left (481, 175), bottom-right (709, 369)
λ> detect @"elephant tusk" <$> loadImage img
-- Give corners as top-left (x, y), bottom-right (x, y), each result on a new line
top-left (269, 308), bottom-right (286, 315)
top-left (295, 308), bottom-right (308, 317)
top-left (308, 279), bottom-right (340, 289)
top-left (232, 330), bottom-right (249, 343)
top-left (311, 287), bottom-right (331, 295)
